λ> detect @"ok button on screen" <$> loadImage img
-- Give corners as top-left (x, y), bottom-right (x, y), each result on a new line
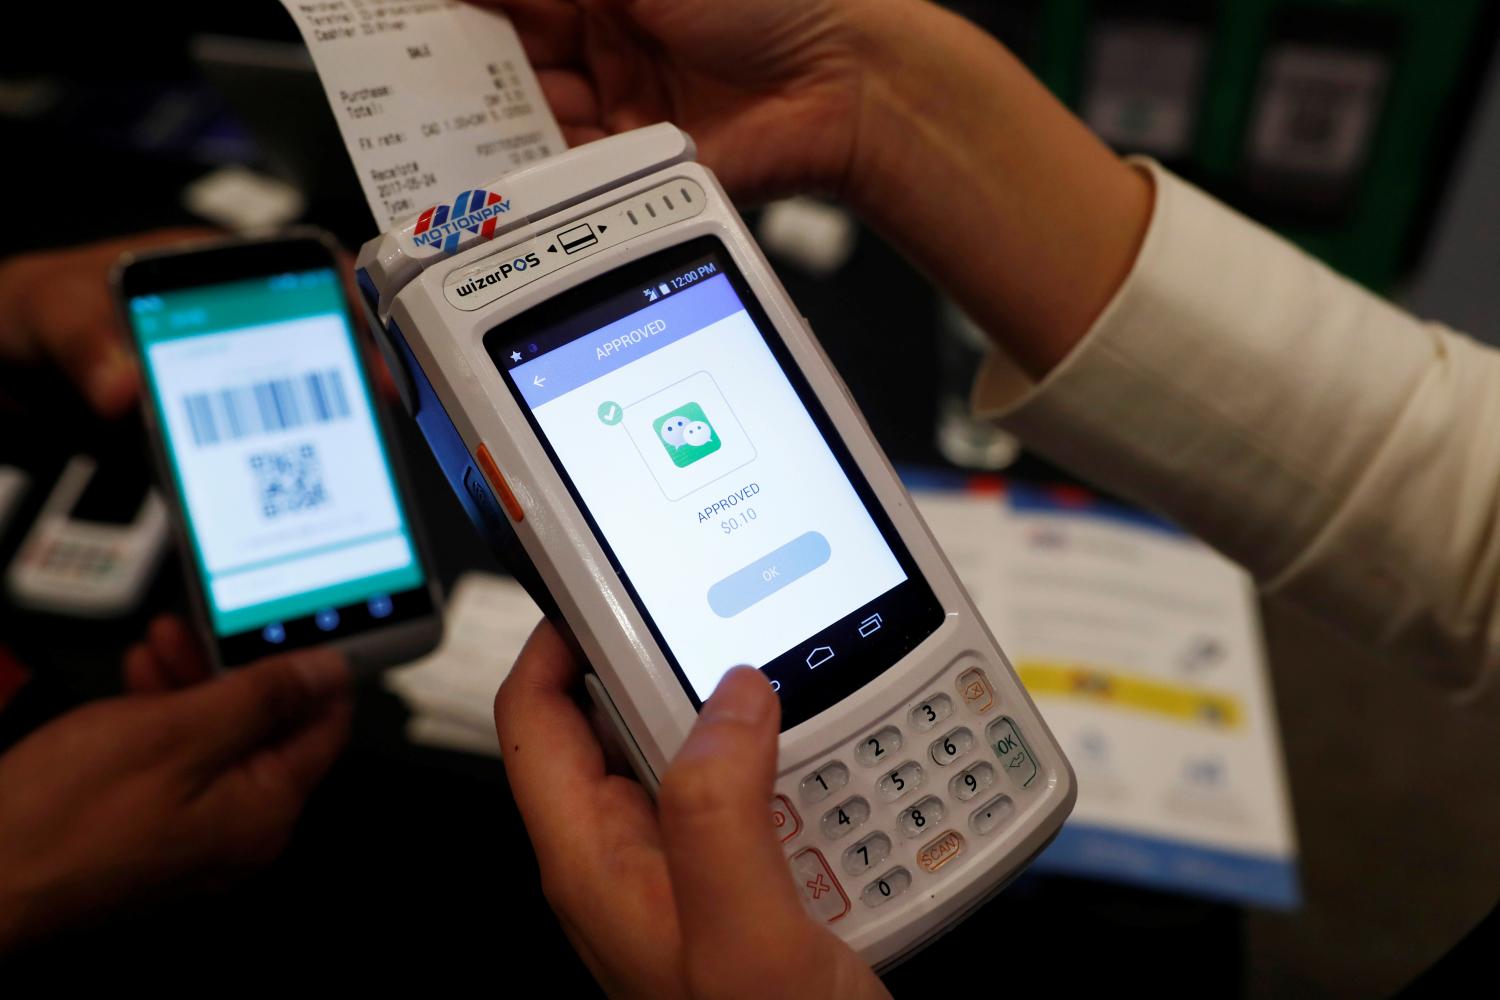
top-left (708, 531), bottom-right (831, 618)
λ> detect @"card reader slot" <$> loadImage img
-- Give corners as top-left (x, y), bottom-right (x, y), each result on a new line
top-left (358, 267), bottom-right (418, 416)
top-left (442, 178), bottom-right (708, 313)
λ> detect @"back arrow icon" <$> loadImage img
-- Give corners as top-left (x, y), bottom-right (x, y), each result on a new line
top-left (532, 375), bottom-right (546, 387)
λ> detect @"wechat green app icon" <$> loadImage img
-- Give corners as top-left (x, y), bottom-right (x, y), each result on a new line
top-left (653, 402), bottom-right (721, 468)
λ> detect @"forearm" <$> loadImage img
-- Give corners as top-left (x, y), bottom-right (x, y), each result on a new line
top-left (975, 161), bottom-right (1500, 690)
top-left (832, 5), bottom-right (1500, 687)
top-left (845, 0), bottom-right (1152, 378)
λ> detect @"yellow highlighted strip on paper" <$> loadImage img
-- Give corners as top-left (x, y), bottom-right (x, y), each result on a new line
top-left (1017, 661), bottom-right (1243, 730)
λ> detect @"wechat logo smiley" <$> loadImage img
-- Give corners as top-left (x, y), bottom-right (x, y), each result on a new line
top-left (653, 401), bottom-right (721, 467)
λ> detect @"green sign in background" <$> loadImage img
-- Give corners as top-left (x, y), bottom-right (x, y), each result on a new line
top-left (1013, 0), bottom-right (1494, 291)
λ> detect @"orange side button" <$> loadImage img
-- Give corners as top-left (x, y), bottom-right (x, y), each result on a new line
top-left (475, 444), bottom-right (524, 523)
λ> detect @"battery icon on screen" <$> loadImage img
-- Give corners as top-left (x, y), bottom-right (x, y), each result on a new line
top-left (658, 283), bottom-right (671, 297)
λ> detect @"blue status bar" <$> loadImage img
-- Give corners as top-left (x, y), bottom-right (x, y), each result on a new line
top-left (510, 273), bottom-right (744, 408)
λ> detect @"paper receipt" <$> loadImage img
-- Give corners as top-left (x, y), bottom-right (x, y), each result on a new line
top-left (277, 0), bottom-right (566, 230)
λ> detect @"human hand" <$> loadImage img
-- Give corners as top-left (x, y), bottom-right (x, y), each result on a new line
top-left (476, 0), bottom-right (882, 203)
top-left (0, 229), bottom-right (216, 417)
top-left (0, 616), bottom-right (351, 952)
top-left (0, 231), bottom-right (401, 415)
top-left (482, 0), bottom-right (1151, 379)
top-left (494, 620), bottom-right (890, 1000)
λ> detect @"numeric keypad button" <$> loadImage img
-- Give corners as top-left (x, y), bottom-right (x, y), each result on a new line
top-left (876, 761), bottom-right (924, 802)
top-left (799, 762), bottom-right (849, 804)
top-left (950, 762), bottom-right (995, 802)
top-left (854, 726), bottom-right (902, 767)
top-left (916, 830), bottom-right (964, 873)
top-left (842, 832), bottom-right (892, 875)
top-left (930, 727), bottom-right (974, 766)
top-left (897, 796), bottom-right (945, 838)
top-left (861, 868), bottom-right (912, 908)
top-left (970, 794), bottom-right (1016, 836)
top-left (908, 695), bottom-right (953, 733)
top-left (987, 717), bottom-right (1040, 790)
top-left (821, 796), bottom-right (871, 840)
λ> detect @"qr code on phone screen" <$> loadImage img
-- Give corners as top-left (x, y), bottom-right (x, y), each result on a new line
top-left (250, 444), bottom-right (327, 519)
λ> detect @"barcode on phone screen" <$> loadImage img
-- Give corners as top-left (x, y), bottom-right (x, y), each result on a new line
top-left (182, 370), bottom-right (351, 446)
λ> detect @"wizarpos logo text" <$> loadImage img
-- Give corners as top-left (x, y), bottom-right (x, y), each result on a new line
top-left (453, 252), bottom-right (543, 297)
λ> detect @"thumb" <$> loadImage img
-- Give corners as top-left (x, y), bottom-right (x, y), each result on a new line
top-left (28, 269), bottom-right (138, 417)
top-left (657, 668), bottom-right (812, 966)
top-left (40, 316), bottom-right (138, 418)
top-left (77, 337), bottom-right (139, 418)
top-left (166, 649), bottom-right (350, 778)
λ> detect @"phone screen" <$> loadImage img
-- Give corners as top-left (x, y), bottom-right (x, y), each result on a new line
top-left (489, 237), bottom-right (943, 730)
top-left (127, 250), bottom-right (432, 663)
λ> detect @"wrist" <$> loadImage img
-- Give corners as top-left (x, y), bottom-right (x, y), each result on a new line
top-left (838, 12), bottom-right (896, 210)
top-left (840, 1), bottom-right (979, 223)
top-left (842, 2), bottom-right (1152, 378)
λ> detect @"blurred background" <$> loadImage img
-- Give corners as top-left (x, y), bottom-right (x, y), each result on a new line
top-left (2, 2), bottom-right (1498, 995)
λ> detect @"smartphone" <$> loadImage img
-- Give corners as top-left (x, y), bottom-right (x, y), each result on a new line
top-left (116, 230), bottom-right (440, 670)
top-left (357, 125), bottom-right (1073, 967)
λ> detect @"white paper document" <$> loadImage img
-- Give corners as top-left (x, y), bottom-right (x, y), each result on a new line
top-left (277, 0), bottom-right (565, 230)
top-left (913, 478), bottom-right (1299, 908)
top-left (384, 571), bottom-right (542, 755)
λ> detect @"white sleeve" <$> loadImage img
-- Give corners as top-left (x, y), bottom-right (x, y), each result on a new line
top-left (972, 159), bottom-right (1500, 692)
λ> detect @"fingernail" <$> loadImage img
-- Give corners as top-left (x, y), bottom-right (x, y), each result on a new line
top-left (291, 650), bottom-right (350, 699)
top-left (701, 666), bottom-right (775, 726)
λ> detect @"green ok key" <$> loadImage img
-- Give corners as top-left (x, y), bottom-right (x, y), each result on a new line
top-left (987, 717), bottom-right (1038, 789)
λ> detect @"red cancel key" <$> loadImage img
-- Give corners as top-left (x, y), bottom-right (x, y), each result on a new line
top-left (790, 848), bottom-right (850, 923)
top-left (771, 795), bottom-right (802, 843)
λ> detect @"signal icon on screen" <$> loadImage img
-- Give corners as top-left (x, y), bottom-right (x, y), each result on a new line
top-left (643, 287), bottom-right (659, 302)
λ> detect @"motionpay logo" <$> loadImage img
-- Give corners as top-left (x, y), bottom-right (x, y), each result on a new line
top-left (411, 188), bottom-right (512, 253)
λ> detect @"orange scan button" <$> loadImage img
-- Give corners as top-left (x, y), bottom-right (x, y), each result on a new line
top-left (917, 830), bottom-right (964, 873)
top-left (475, 444), bottom-right (524, 522)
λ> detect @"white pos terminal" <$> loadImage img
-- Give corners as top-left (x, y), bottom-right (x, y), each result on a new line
top-left (356, 124), bottom-right (1075, 968)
